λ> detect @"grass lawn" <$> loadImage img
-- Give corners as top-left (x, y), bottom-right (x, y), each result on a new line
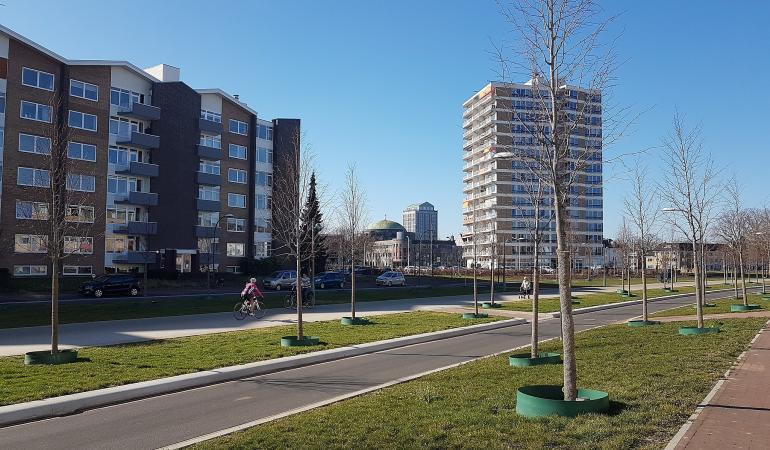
top-left (194, 318), bottom-right (766, 450)
top-left (0, 311), bottom-right (500, 406)
top-left (0, 285), bottom-right (486, 330)
top-left (651, 294), bottom-right (768, 318)
top-left (500, 286), bottom-right (701, 313)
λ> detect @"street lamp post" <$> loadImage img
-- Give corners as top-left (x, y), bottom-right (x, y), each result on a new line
top-left (208, 213), bottom-right (235, 291)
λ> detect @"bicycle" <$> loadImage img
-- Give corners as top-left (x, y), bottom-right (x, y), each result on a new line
top-left (284, 288), bottom-right (315, 309)
top-left (233, 296), bottom-right (266, 320)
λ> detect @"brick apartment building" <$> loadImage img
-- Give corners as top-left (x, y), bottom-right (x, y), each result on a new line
top-left (0, 25), bottom-right (298, 277)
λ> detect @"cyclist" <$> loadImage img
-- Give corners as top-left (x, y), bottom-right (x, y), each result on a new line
top-left (241, 277), bottom-right (265, 314)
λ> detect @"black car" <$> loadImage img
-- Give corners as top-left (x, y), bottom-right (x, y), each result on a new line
top-left (314, 271), bottom-right (345, 289)
top-left (80, 275), bottom-right (141, 298)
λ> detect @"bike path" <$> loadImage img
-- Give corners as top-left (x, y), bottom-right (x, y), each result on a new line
top-left (0, 289), bottom-right (740, 450)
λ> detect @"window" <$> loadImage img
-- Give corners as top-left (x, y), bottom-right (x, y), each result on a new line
top-left (255, 171), bottom-right (272, 187)
top-left (0, 92), bottom-right (5, 114)
top-left (107, 206), bottom-right (136, 224)
top-left (108, 175), bottom-right (139, 195)
top-left (255, 218), bottom-right (271, 233)
top-left (228, 168), bottom-right (247, 184)
top-left (109, 117), bottom-right (141, 137)
top-left (66, 205), bottom-right (95, 223)
top-left (256, 194), bottom-right (268, 210)
top-left (66, 174), bottom-right (96, 192)
top-left (22, 67), bottom-right (55, 91)
top-left (199, 159), bottom-right (220, 175)
top-left (226, 266), bottom-right (241, 274)
top-left (19, 133), bottom-right (51, 155)
top-left (229, 143), bottom-right (247, 159)
top-left (17, 167), bottom-right (50, 187)
top-left (70, 80), bottom-right (98, 101)
top-left (197, 237), bottom-right (219, 253)
top-left (20, 101), bottom-right (51, 122)
top-left (228, 193), bottom-right (246, 208)
top-left (257, 147), bottom-right (273, 163)
top-left (254, 241), bottom-right (271, 258)
top-left (106, 236), bottom-right (136, 253)
top-left (64, 236), bottom-right (93, 254)
top-left (110, 87), bottom-right (141, 109)
top-left (257, 124), bottom-right (273, 140)
top-left (109, 146), bottom-right (139, 165)
top-left (198, 211), bottom-right (219, 227)
top-left (63, 265), bottom-right (93, 276)
top-left (15, 234), bottom-right (48, 253)
top-left (229, 119), bottom-right (248, 135)
top-left (199, 134), bottom-right (221, 149)
top-left (14, 265), bottom-right (48, 276)
top-left (68, 142), bottom-right (97, 162)
top-left (226, 242), bottom-right (245, 257)
top-left (200, 110), bottom-right (221, 123)
top-left (198, 185), bottom-right (220, 201)
top-left (227, 217), bottom-right (245, 232)
top-left (16, 201), bottom-right (49, 220)
top-left (69, 110), bottom-right (98, 131)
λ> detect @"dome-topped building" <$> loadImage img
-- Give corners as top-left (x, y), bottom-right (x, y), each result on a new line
top-left (366, 217), bottom-right (407, 240)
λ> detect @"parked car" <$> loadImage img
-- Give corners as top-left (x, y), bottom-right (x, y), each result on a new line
top-left (539, 266), bottom-right (556, 274)
top-left (80, 274), bottom-right (141, 298)
top-left (376, 271), bottom-right (406, 287)
top-left (314, 271), bottom-right (345, 289)
top-left (262, 270), bottom-right (298, 290)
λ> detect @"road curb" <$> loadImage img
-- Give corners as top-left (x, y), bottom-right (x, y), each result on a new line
top-left (0, 317), bottom-right (525, 428)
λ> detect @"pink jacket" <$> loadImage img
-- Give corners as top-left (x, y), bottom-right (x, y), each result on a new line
top-left (241, 282), bottom-right (263, 299)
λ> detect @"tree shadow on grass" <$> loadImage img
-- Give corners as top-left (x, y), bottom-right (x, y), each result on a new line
top-left (605, 400), bottom-right (629, 416)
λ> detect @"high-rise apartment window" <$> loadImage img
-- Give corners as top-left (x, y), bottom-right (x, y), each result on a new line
top-left (109, 146), bottom-right (139, 165)
top-left (16, 201), bottom-right (49, 220)
top-left (63, 266), bottom-right (93, 276)
top-left (69, 110), bottom-right (98, 131)
top-left (200, 134), bottom-right (221, 149)
top-left (226, 242), bottom-right (245, 257)
top-left (68, 142), bottom-right (97, 162)
top-left (254, 241), bottom-right (271, 258)
top-left (22, 67), bottom-right (55, 91)
top-left (257, 124), bottom-right (273, 140)
top-left (256, 194), bottom-right (267, 210)
top-left (20, 101), bottom-right (51, 122)
top-left (107, 206), bottom-right (136, 224)
top-left (255, 218), bottom-right (271, 233)
top-left (228, 168), bottom-right (247, 184)
top-left (109, 117), bottom-right (140, 137)
top-left (255, 171), bottom-right (272, 187)
top-left (19, 133), bottom-right (51, 155)
top-left (64, 236), bottom-right (93, 254)
top-left (197, 211), bottom-right (219, 227)
top-left (14, 234), bottom-right (48, 253)
top-left (199, 159), bottom-right (221, 175)
top-left (229, 119), bottom-right (248, 135)
top-left (17, 167), bottom-right (50, 187)
top-left (0, 92), bottom-right (5, 114)
top-left (110, 87), bottom-right (141, 108)
top-left (14, 265), bottom-right (48, 276)
top-left (70, 80), bottom-right (99, 101)
top-left (228, 144), bottom-right (247, 160)
top-left (66, 174), bottom-right (96, 192)
top-left (65, 205), bottom-right (95, 223)
top-left (200, 110), bottom-right (221, 123)
top-left (198, 185), bottom-right (220, 201)
top-left (197, 237), bottom-right (219, 253)
top-left (226, 217), bottom-right (245, 232)
top-left (257, 147), bottom-right (273, 163)
top-left (228, 193), bottom-right (247, 208)
top-left (108, 175), bottom-right (138, 195)
top-left (106, 237), bottom-right (137, 253)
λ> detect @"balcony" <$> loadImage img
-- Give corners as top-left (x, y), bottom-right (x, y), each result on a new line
top-left (117, 131), bottom-right (160, 149)
top-left (116, 161), bottom-right (159, 178)
top-left (116, 191), bottom-right (158, 207)
top-left (118, 103), bottom-right (161, 121)
top-left (114, 221), bottom-right (158, 235)
top-left (197, 172), bottom-right (222, 186)
top-left (197, 199), bottom-right (221, 212)
top-left (113, 251), bottom-right (158, 265)
top-left (199, 118), bottom-right (223, 134)
top-left (197, 144), bottom-right (222, 159)
top-left (195, 226), bottom-right (217, 238)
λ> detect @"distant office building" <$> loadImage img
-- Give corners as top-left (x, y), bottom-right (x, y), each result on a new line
top-left (402, 202), bottom-right (437, 241)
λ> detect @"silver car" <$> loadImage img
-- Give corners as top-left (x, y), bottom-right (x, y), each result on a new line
top-left (376, 271), bottom-right (406, 287)
top-left (262, 270), bottom-right (297, 290)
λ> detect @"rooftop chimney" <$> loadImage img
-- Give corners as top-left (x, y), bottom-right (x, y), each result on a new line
top-left (144, 64), bottom-right (180, 82)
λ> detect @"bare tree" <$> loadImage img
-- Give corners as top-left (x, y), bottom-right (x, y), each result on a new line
top-left (659, 114), bottom-right (720, 328)
top-left (271, 132), bottom-right (314, 340)
top-left (338, 164), bottom-right (368, 321)
top-left (714, 179), bottom-right (750, 304)
top-left (623, 164), bottom-right (660, 321)
top-left (613, 219), bottom-right (634, 296)
top-left (749, 208), bottom-right (770, 295)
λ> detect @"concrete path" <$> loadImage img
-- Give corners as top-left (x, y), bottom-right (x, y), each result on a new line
top-left (0, 281), bottom-right (699, 357)
top-left (0, 289), bottom-right (737, 450)
top-left (671, 321), bottom-right (770, 449)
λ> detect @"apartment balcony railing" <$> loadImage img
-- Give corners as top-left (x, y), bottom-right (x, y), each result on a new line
top-left (112, 251), bottom-right (157, 265)
top-left (197, 199), bottom-right (221, 212)
top-left (195, 225), bottom-right (218, 238)
top-left (116, 191), bottom-right (158, 207)
top-left (197, 172), bottom-right (222, 186)
top-left (113, 221), bottom-right (158, 235)
top-left (117, 103), bottom-right (161, 121)
top-left (199, 117), bottom-right (224, 134)
top-left (197, 144), bottom-right (222, 159)
top-left (116, 131), bottom-right (160, 149)
top-left (116, 161), bottom-right (159, 178)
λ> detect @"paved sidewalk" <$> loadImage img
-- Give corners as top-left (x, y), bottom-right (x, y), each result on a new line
top-left (671, 321), bottom-right (770, 449)
top-left (656, 311), bottom-right (770, 323)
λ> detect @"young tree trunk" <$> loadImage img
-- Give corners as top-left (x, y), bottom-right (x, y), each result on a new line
top-left (692, 242), bottom-right (704, 328)
top-left (531, 245), bottom-right (540, 358)
top-left (738, 250), bottom-right (748, 306)
top-left (555, 201), bottom-right (576, 401)
top-left (641, 260), bottom-right (648, 322)
top-left (296, 246), bottom-right (304, 340)
top-left (51, 258), bottom-right (60, 354)
top-left (351, 247), bottom-right (357, 319)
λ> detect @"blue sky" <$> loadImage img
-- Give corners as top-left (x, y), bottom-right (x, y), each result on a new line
top-left (2, 0), bottom-right (769, 238)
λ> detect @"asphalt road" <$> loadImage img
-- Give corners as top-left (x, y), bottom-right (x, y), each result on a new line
top-left (0, 289), bottom-right (745, 450)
